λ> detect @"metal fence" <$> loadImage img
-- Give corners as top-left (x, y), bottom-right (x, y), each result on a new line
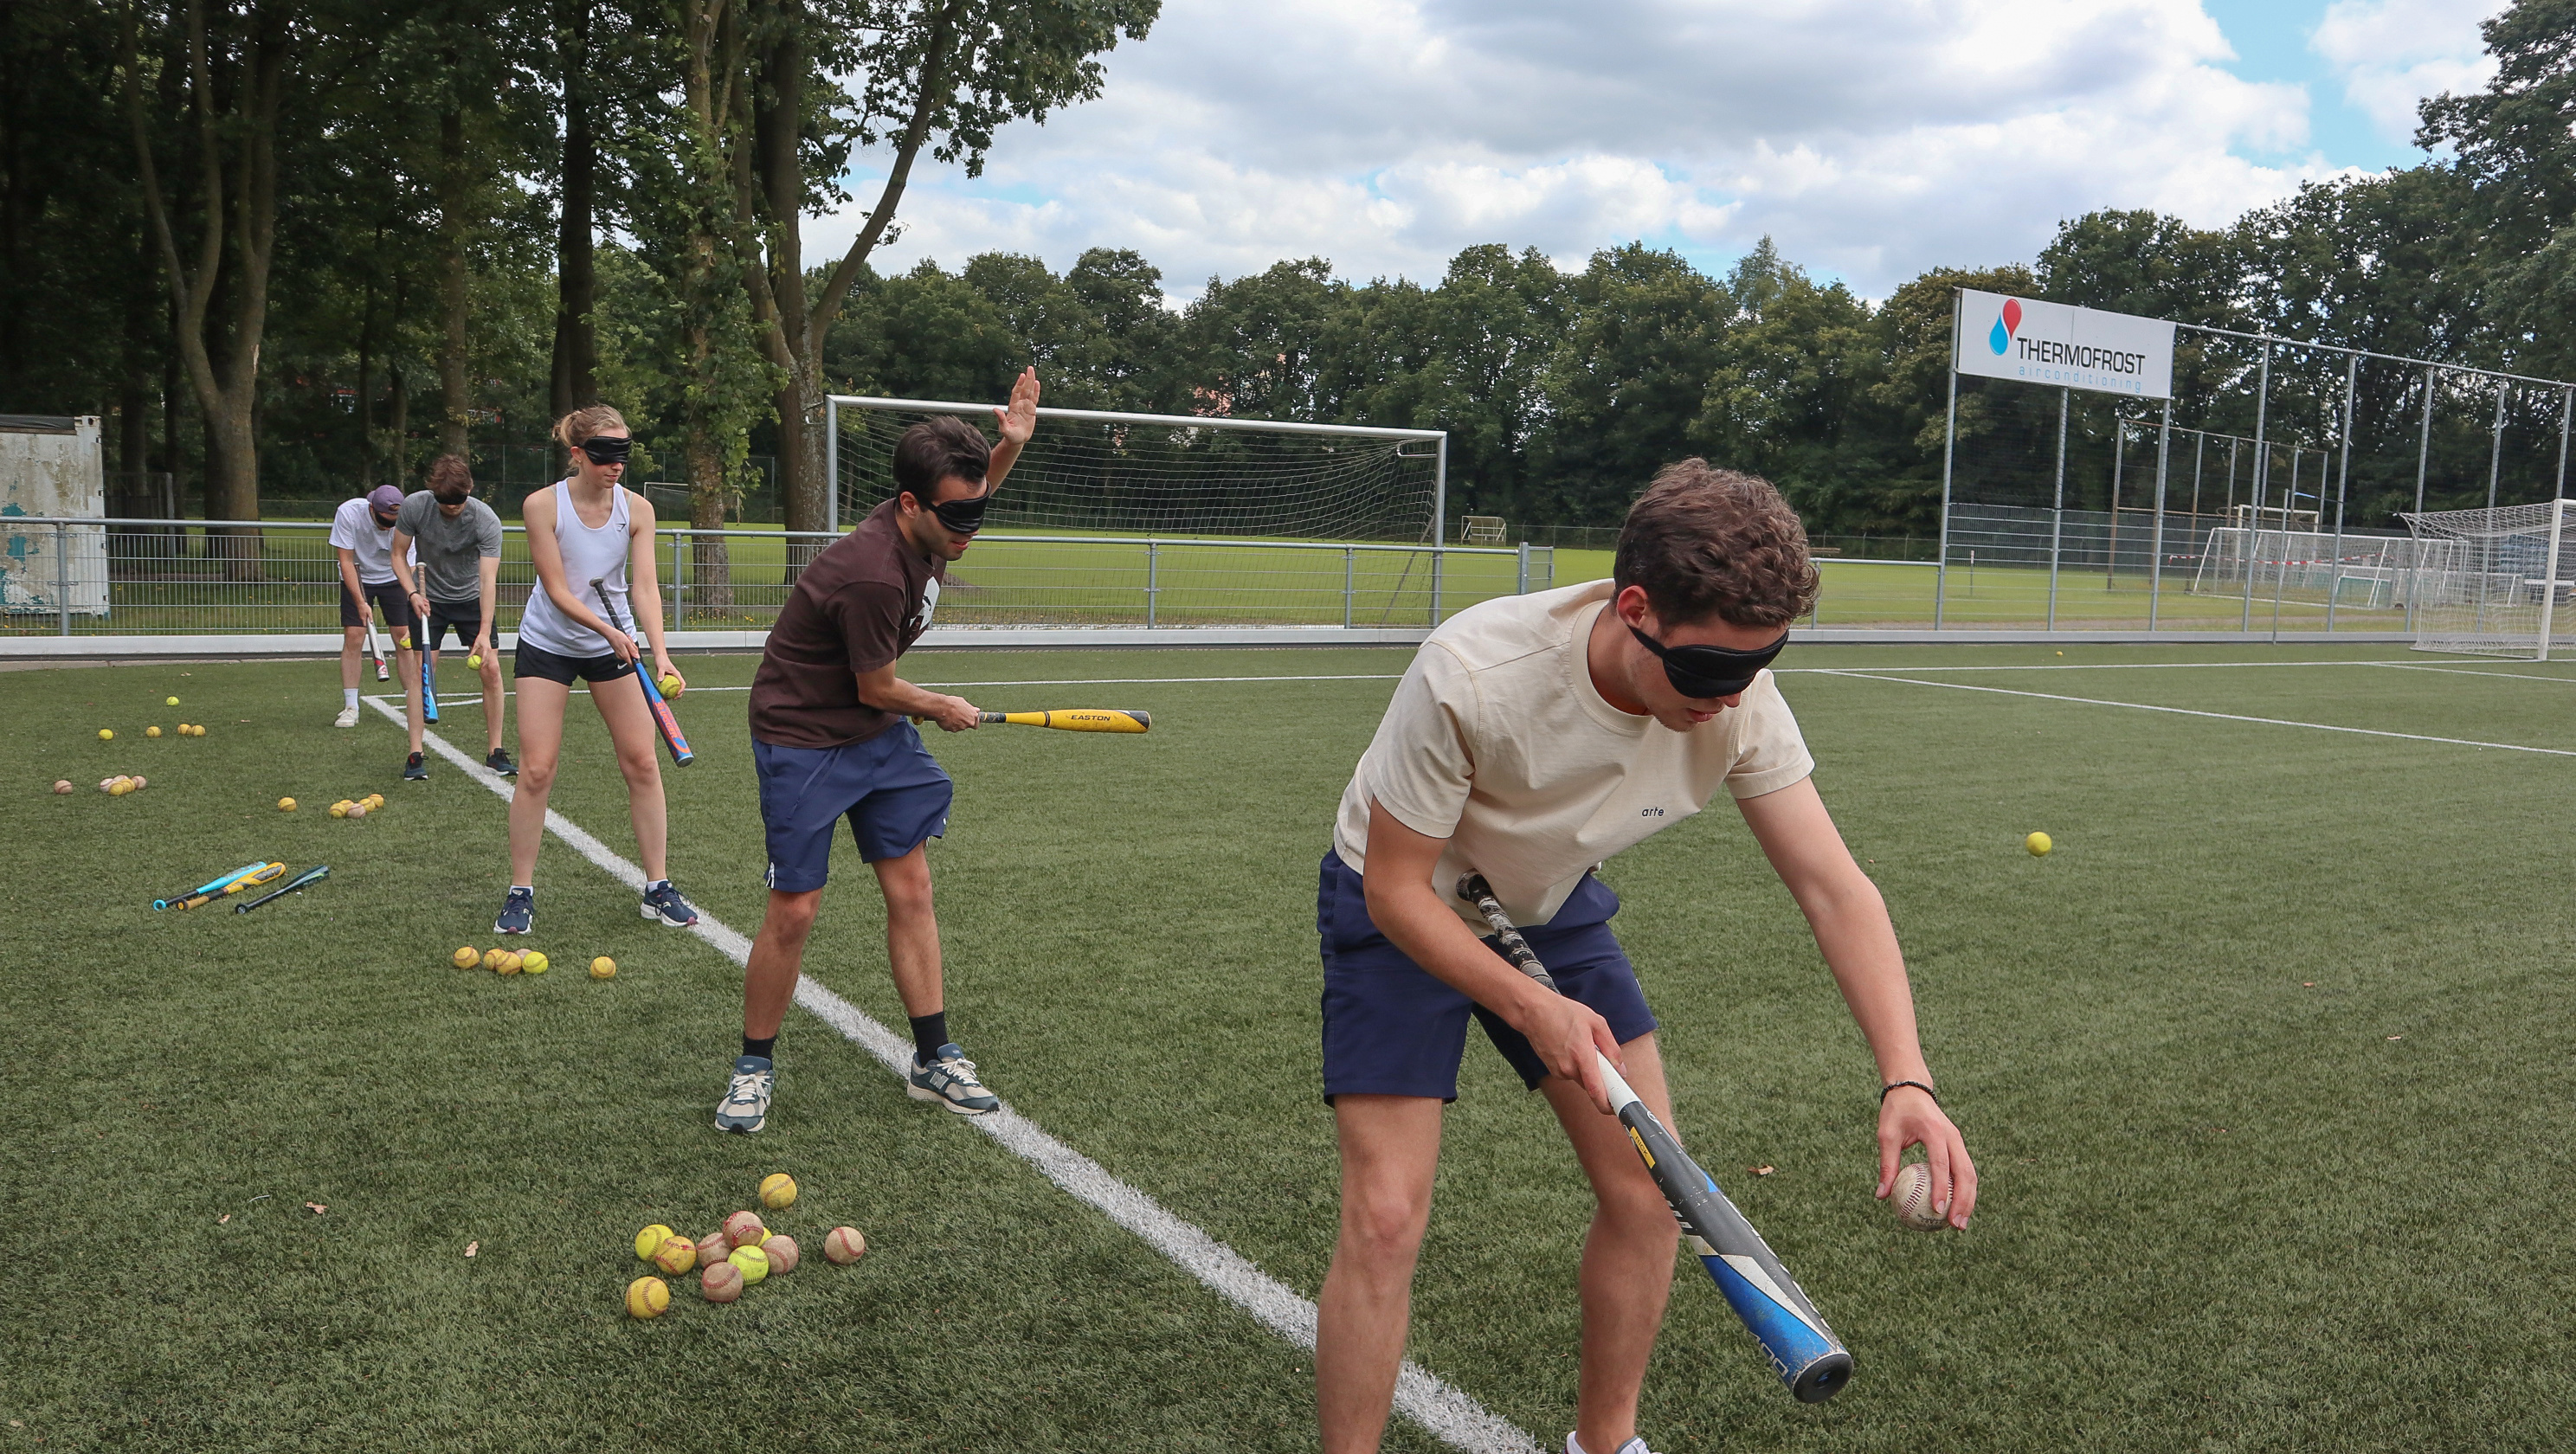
top-left (0, 518), bottom-right (1552, 638)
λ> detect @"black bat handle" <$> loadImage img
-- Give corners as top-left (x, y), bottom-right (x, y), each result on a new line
top-left (1456, 874), bottom-right (1558, 991)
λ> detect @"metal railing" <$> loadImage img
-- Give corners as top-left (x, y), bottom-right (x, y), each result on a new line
top-left (0, 518), bottom-right (1553, 638)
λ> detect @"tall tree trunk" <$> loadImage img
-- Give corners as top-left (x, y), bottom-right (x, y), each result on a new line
top-left (755, 2), bottom-right (818, 550)
top-left (549, 0), bottom-right (597, 466)
top-left (161, 295), bottom-right (184, 519)
top-left (751, 1), bottom-right (964, 557)
top-left (386, 361), bottom-right (409, 481)
top-left (436, 100), bottom-right (471, 462)
top-left (355, 263), bottom-right (377, 490)
top-left (117, 226), bottom-right (154, 521)
top-left (124, 0), bottom-right (287, 576)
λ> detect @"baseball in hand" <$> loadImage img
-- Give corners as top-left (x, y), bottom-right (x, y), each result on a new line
top-left (1890, 1162), bottom-right (1951, 1231)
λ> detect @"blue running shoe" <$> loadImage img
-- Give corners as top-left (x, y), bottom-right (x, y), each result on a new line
top-left (906, 1043), bottom-right (999, 1116)
top-left (641, 881), bottom-right (699, 928)
top-left (494, 886), bottom-right (533, 936)
top-left (716, 1055), bottom-right (773, 1134)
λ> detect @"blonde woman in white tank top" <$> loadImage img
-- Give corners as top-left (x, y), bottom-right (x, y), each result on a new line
top-left (491, 406), bottom-right (699, 937)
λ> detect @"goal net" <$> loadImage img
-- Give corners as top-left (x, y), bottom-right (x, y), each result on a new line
top-left (2399, 499), bottom-right (2576, 656)
top-left (2186, 526), bottom-right (2417, 610)
top-left (830, 396), bottom-right (1442, 542)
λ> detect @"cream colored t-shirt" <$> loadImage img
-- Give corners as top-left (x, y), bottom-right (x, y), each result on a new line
top-left (1333, 580), bottom-right (1814, 930)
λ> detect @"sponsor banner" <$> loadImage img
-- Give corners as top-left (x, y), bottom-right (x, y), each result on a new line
top-left (1955, 290), bottom-right (2174, 400)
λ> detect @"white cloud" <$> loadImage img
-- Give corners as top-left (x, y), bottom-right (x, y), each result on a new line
top-left (808, 0), bottom-right (2348, 300)
top-left (2311, 0), bottom-right (2500, 143)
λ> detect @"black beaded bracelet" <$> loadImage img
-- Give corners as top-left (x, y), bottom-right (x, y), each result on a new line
top-left (1879, 1079), bottom-right (1939, 1106)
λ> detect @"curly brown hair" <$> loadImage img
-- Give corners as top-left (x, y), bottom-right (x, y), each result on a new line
top-left (426, 454), bottom-right (473, 495)
top-left (1611, 460), bottom-right (1819, 628)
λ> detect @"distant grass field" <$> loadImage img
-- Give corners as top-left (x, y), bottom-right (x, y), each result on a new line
top-left (3, 642), bottom-right (2570, 1451)
top-left (0, 524), bottom-right (1555, 636)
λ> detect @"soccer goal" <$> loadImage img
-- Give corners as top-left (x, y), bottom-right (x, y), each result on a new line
top-left (827, 396), bottom-right (1445, 543)
top-left (2400, 499), bottom-right (2576, 656)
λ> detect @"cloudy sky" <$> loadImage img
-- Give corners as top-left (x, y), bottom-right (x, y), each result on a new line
top-left (813, 0), bottom-right (2504, 302)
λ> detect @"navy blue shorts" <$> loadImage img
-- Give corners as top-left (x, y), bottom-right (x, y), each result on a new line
top-left (755, 723), bottom-right (954, 891)
top-left (1317, 850), bottom-right (1657, 1103)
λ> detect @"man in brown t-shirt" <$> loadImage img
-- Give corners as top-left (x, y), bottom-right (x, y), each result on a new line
top-left (716, 370), bottom-right (1039, 1135)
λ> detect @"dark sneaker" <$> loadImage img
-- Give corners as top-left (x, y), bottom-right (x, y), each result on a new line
top-left (641, 882), bottom-right (699, 928)
top-left (485, 747), bottom-right (518, 777)
top-left (403, 751), bottom-right (428, 781)
top-left (494, 886), bottom-right (533, 936)
top-left (715, 1055), bottom-right (774, 1134)
top-left (907, 1043), bottom-right (999, 1116)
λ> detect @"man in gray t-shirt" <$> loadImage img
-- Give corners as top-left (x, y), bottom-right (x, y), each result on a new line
top-left (390, 454), bottom-right (514, 778)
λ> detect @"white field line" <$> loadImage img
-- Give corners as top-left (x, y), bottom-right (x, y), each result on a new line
top-left (1813, 672), bottom-right (2576, 756)
top-left (361, 694), bottom-right (1539, 1454)
top-left (2367, 662), bottom-right (2576, 685)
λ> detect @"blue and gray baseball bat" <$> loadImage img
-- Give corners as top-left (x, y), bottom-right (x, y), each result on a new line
top-left (1458, 873), bottom-right (1853, 1402)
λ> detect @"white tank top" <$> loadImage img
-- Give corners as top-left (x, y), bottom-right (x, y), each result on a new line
top-left (517, 480), bottom-right (632, 658)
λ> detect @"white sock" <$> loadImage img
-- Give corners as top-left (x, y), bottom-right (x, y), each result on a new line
top-left (343, 688), bottom-right (359, 708)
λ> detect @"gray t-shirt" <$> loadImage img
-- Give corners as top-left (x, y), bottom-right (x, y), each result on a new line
top-left (395, 492), bottom-right (504, 604)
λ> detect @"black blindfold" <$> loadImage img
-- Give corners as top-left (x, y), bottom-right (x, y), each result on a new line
top-left (930, 492), bottom-right (990, 535)
top-left (1627, 623), bottom-right (1787, 700)
top-left (579, 435), bottom-right (632, 466)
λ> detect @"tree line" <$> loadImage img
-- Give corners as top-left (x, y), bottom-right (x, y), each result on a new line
top-left (9, 0), bottom-right (2576, 555)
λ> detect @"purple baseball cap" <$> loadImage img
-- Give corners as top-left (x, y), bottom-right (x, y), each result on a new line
top-left (365, 485), bottom-right (405, 516)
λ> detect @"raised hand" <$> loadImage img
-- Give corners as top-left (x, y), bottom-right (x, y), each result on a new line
top-left (994, 367), bottom-right (1040, 448)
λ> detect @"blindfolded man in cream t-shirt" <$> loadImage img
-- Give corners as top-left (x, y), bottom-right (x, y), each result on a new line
top-left (1313, 460), bottom-right (1978, 1454)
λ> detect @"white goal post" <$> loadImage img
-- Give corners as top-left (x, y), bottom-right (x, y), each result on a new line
top-left (825, 396), bottom-right (1447, 545)
top-left (2399, 498), bottom-right (2576, 658)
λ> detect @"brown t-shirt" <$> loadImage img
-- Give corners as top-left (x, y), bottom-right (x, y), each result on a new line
top-left (748, 499), bottom-right (943, 749)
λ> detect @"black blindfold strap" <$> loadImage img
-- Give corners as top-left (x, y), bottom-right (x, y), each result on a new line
top-left (580, 435), bottom-right (632, 465)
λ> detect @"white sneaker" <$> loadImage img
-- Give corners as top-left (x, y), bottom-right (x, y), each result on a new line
top-left (1567, 1436), bottom-right (1658, 1454)
top-left (333, 704), bottom-right (361, 728)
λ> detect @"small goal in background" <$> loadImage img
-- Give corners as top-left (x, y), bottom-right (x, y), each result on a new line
top-left (1459, 516), bottom-right (1507, 544)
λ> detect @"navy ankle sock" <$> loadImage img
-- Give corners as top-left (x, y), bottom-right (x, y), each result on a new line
top-left (909, 1012), bottom-right (949, 1065)
top-left (743, 1035), bottom-right (776, 1062)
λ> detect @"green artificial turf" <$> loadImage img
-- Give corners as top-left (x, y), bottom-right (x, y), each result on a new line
top-left (3, 643), bottom-right (2572, 1451)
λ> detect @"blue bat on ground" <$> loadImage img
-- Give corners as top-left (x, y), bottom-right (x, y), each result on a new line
top-left (1458, 872), bottom-right (1853, 1403)
top-left (153, 861), bottom-right (270, 911)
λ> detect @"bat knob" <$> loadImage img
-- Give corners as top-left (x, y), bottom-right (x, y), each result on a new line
top-left (1792, 1350), bottom-right (1854, 1404)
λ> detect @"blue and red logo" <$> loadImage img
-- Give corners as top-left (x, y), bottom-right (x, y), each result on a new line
top-left (1988, 298), bottom-right (2022, 355)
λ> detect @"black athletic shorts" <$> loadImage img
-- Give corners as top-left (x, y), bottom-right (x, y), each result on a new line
top-left (422, 602), bottom-right (488, 653)
top-left (339, 578), bottom-right (414, 633)
top-left (512, 638), bottom-right (635, 686)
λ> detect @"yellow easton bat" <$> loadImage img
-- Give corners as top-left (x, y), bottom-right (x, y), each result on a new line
top-left (977, 709), bottom-right (1151, 733)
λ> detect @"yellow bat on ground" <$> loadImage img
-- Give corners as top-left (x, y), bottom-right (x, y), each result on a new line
top-left (977, 709), bottom-right (1151, 733)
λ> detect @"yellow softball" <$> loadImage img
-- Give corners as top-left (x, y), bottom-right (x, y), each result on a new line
top-left (98, 729), bottom-right (113, 741)
top-left (2025, 831), bottom-right (2053, 858)
top-left (759, 1173), bottom-right (798, 1212)
top-left (634, 1224), bottom-right (676, 1261)
top-left (494, 950), bottom-right (523, 976)
top-left (520, 950), bottom-right (549, 975)
top-left (452, 946), bottom-right (480, 968)
top-left (727, 1245), bottom-right (770, 1285)
top-left (480, 948), bottom-right (508, 971)
top-left (330, 801), bottom-right (350, 819)
top-left (165, 696), bottom-right (180, 706)
top-left (626, 1276), bottom-right (670, 1319)
top-left (589, 956), bottom-right (616, 980)
top-left (277, 797), bottom-right (296, 811)
top-left (146, 725), bottom-right (162, 738)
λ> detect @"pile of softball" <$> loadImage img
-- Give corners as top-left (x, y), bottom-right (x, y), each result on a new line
top-left (623, 1174), bottom-right (867, 1318)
